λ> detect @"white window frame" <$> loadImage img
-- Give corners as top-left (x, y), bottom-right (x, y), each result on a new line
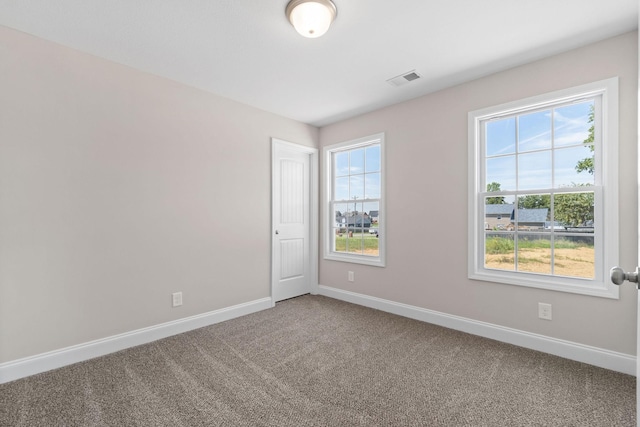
top-left (324, 133), bottom-right (385, 267)
top-left (468, 78), bottom-right (619, 298)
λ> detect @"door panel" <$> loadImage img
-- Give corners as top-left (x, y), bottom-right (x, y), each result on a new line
top-left (280, 238), bottom-right (305, 280)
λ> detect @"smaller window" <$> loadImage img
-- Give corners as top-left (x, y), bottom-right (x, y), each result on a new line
top-left (324, 133), bottom-right (385, 267)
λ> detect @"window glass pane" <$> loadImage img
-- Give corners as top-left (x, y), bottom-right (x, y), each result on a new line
top-left (335, 176), bottom-right (349, 201)
top-left (365, 145), bottom-right (381, 172)
top-left (484, 195), bottom-right (514, 231)
top-left (517, 234), bottom-right (551, 274)
top-left (334, 230), bottom-right (347, 252)
top-left (518, 151), bottom-right (552, 190)
top-left (517, 193), bottom-right (551, 210)
top-left (338, 202), bottom-right (361, 253)
top-left (334, 203), bottom-right (349, 229)
top-left (516, 194), bottom-right (550, 231)
top-left (554, 192), bottom-right (594, 228)
top-left (554, 236), bottom-right (594, 279)
top-left (365, 232), bottom-right (379, 256)
top-left (554, 101), bottom-right (594, 148)
top-left (345, 203), bottom-right (364, 254)
top-left (365, 201), bottom-right (380, 240)
top-left (554, 145), bottom-right (595, 187)
top-left (351, 202), bottom-right (365, 225)
top-left (365, 172), bottom-right (381, 199)
top-left (342, 203), bottom-right (360, 230)
top-left (518, 110), bottom-right (551, 153)
top-left (486, 156), bottom-right (516, 191)
top-left (350, 149), bottom-right (365, 174)
top-left (485, 233), bottom-right (515, 271)
top-left (335, 151), bottom-right (350, 177)
top-left (332, 203), bottom-right (345, 253)
top-left (363, 201), bottom-right (379, 217)
top-left (332, 202), bottom-right (349, 253)
top-left (347, 234), bottom-right (364, 254)
top-left (349, 175), bottom-right (364, 200)
top-left (486, 117), bottom-right (516, 157)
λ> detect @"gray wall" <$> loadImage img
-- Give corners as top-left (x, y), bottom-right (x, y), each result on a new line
top-left (319, 31), bottom-right (638, 355)
top-left (0, 26), bottom-right (318, 363)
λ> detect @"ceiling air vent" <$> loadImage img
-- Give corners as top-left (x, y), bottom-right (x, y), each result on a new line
top-left (386, 70), bottom-right (422, 87)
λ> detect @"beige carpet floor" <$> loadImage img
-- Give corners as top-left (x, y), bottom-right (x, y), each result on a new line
top-left (0, 295), bottom-right (635, 426)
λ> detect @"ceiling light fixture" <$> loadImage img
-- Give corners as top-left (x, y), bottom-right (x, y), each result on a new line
top-left (286, 0), bottom-right (337, 38)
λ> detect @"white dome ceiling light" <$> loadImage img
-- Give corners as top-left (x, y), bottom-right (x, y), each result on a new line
top-left (285, 0), bottom-right (337, 38)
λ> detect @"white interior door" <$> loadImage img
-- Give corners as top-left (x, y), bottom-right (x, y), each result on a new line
top-left (272, 139), bottom-right (318, 302)
top-left (610, 122), bottom-right (640, 426)
top-left (605, 23), bottom-right (638, 423)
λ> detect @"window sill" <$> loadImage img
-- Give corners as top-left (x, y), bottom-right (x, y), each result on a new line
top-left (469, 270), bottom-right (619, 299)
top-left (324, 252), bottom-right (385, 268)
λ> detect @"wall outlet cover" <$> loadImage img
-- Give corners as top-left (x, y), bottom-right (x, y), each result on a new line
top-left (538, 302), bottom-right (552, 320)
top-left (172, 292), bottom-right (183, 307)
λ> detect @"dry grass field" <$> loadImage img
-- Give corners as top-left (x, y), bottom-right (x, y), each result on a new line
top-left (485, 246), bottom-right (594, 278)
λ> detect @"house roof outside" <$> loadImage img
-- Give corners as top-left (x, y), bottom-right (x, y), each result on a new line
top-left (336, 213), bottom-right (372, 227)
top-left (485, 204), bottom-right (514, 216)
top-left (515, 208), bottom-right (549, 224)
top-left (486, 204), bottom-right (549, 224)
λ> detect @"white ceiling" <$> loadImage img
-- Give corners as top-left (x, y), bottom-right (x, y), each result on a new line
top-left (0, 0), bottom-right (637, 127)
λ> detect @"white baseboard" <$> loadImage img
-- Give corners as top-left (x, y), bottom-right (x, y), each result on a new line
top-left (3, 290), bottom-right (634, 383)
top-left (318, 285), bottom-right (636, 376)
top-left (0, 297), bottom-right (273, 384)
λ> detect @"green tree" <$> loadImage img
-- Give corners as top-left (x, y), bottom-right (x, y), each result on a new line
top-left (518, 194), bottom-right (550, 209)
top-left (485, 182), bottom-right (505, 204)
top-left (561, 104), bottom-right (596, 227)
top-left (575, 105), bottom-right (595, 175)
top-left (554, 190), bottom-right (594, 227)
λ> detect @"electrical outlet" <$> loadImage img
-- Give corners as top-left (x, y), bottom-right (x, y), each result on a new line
top-left (538, 302), bottom-right (552, 320)
top-left (348, 271), bottom-right (355, 282)
top-left (172, 292), bottom-right (183, 307)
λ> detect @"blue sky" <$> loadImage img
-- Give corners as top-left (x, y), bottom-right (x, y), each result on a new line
top-left (335, 145), bottom-right (381, 201)
top-left (485, 100), bottom-right (594, 191)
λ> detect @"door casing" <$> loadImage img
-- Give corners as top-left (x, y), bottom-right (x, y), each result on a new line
top-left (271, 138), bottom-right (319, 305)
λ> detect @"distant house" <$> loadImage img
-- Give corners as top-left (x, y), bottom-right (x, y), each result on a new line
top-left (348, 214), bottom-right (371, 229)
top-left (484, 204), bottom-right (514, 230)
top-left (511, 208), bottom-right (549, 229)
top-left (485, 203), bottom-right (550, 230)
top-left (336, 213), bottom-right (371, 230)
top-left (369, 210), bottom-right (379, 223)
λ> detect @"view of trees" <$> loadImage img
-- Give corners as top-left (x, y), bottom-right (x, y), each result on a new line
top-left (518, 194), bottom-right (549, 209)
top-left (575, 105), bottom-right (595, 175)
top-left (485, 182), bottom-right (505, 204)
top-left (554, 190), bottom-right (594, 227)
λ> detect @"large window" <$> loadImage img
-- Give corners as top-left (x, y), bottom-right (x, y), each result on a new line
top-left (468, 79), bottom-right (618, 298)
top-left (324, 133), bottom-right (385, 267)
